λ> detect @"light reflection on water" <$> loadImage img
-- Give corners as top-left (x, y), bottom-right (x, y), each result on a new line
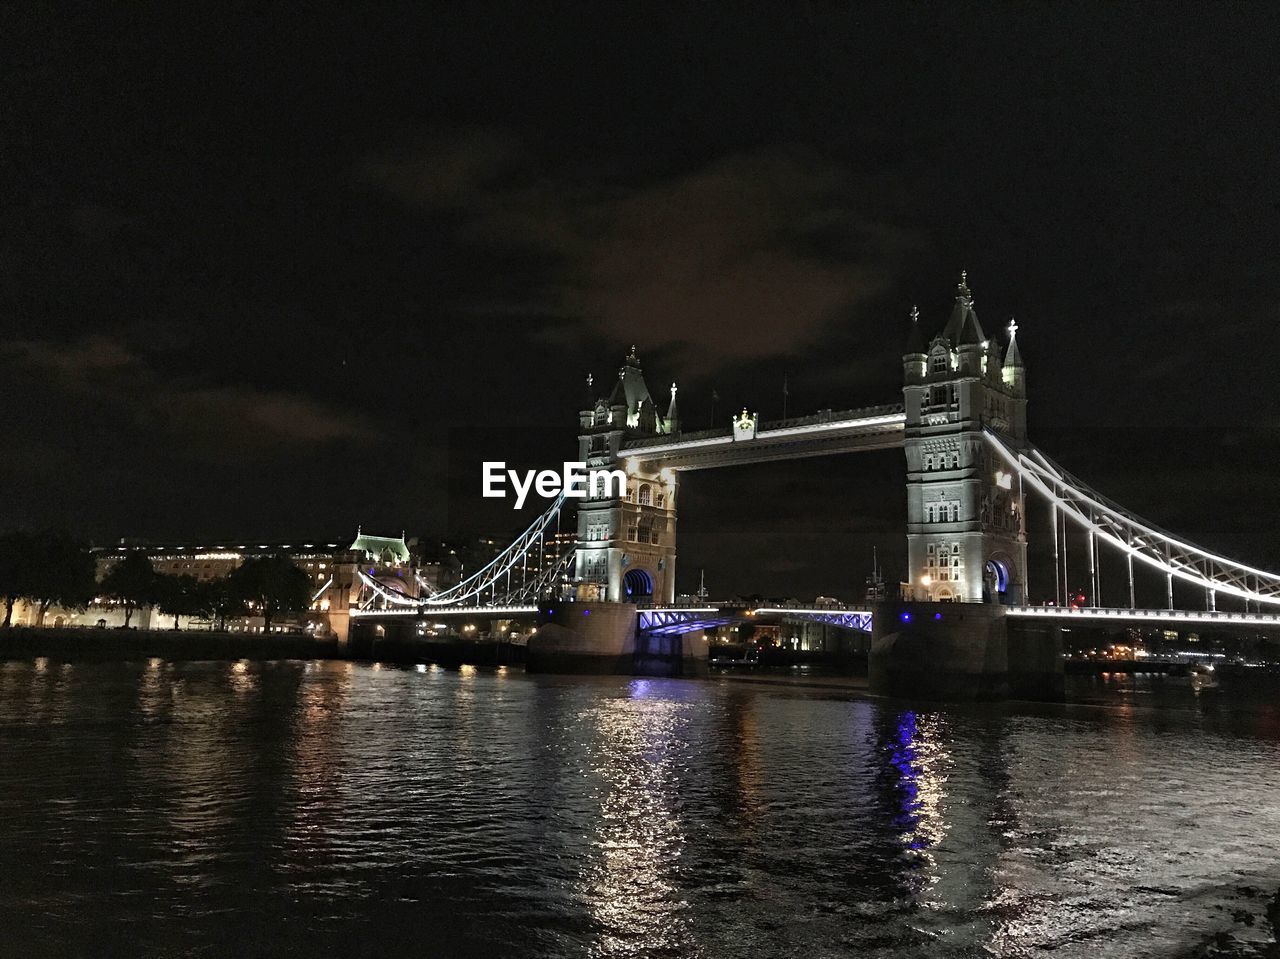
top-left (0, 660), bottom-right (1277, 958)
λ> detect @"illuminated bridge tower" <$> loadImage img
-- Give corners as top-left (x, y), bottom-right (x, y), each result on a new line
top-left (903, 275), bottom-right (1028, 603)
top-left (574, 348), bottom-right (679, 605)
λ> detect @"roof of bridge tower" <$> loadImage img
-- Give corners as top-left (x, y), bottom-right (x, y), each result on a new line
top-left (942, 270), bottom-right (986, 346)
top-left (608, 346), bottom-right (656, 416)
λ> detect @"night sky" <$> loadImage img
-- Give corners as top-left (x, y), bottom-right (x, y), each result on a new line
top-left (3, 4), bottom-right (1277, 602)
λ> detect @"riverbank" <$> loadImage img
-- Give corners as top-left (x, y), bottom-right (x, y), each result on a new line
top-left (0, 626), bottom-right (343, 662)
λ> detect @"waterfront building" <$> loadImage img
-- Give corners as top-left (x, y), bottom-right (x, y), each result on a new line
top-left (9, 530), bottom-right (417, 641)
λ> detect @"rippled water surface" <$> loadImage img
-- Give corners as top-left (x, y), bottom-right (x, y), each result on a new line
top-left (1, 659), bottom-right (1279, 958)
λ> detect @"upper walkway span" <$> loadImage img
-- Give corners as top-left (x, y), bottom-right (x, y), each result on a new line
top-left (620, 404), bottom-right (905, 470)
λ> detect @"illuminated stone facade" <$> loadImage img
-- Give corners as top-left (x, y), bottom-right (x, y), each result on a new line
top-left (902, 276), bottom-right (1028, 603)
top-left (574, 348), bottom-right (679, 604)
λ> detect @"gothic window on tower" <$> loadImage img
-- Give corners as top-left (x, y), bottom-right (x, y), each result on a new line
top-left (930, 352), bottom-right (947, 373)
top-left (638, 484), bottom-right (652, 506)
top-left (638, 516), bottom-right (654, 544)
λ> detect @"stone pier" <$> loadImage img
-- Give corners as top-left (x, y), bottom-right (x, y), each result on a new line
top-left (868, 601), bottom-right (1063, 702)
top-left (527, 601), bottom-right (707, 677)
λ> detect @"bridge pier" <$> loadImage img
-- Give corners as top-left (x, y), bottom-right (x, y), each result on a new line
top-left (527, 602), bottom-right (708, 677)
top-left (868, 602), bottom-right (1063, 702)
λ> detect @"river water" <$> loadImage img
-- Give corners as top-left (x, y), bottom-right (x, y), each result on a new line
top-left (1, 659), bottom-right (1277, 958)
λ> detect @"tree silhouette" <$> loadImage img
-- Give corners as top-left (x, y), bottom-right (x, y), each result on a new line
top-left (205, 577), bottom-right (248, 632)
top-left (27, 530), bottom-right (97, 625)
top-left (154, 573), bottom-right (212, 630)
top-left (229, 556), bottom-right (310, 633)
top-left (100, 552), bottom-right (159, 628)
top-left (0, 530), bottom-right (34, 628)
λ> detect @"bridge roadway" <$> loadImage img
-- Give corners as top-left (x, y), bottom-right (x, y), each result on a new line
top-left (620, 404), bottom-right (906, 470)
top-left (350, 602), bottom-right (1280, 635)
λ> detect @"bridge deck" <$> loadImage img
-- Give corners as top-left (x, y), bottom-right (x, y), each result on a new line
top-left (1007, 606), bottom-right (1280, 629)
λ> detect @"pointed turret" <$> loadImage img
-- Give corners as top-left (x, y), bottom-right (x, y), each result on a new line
top-left (943, 270), bottom-right (986, 346)
top-left (902, 305), bottom-right (927, 385)
top-left (665, 382), bottom-right (680, 434)
top-left (1003, 318), bottom-right (1024, 369)
top-left (905, 304), bottom-right (925, 355)
top-left (1002, 318), bottom-right (1026, 396)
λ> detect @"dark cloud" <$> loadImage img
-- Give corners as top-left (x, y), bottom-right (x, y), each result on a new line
top-left (5, 337), bottom-right (376, 458)
top-left (366, 137), bottom-right (918, 361)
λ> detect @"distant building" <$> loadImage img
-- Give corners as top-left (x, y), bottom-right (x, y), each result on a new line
top-left (16, 530), bottom-right (418, 642)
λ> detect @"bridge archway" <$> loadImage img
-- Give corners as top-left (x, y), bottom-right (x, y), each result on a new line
top-left (984, 558), bottom-right (1012, 604)
top-left (623, 567), bottom-right (654, 602)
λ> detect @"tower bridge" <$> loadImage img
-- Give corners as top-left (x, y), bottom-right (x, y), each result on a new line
top-left (350, 273), bottom-right (1280, 697)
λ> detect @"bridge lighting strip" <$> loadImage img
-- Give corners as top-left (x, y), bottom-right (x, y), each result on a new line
top-left (985, 431), bottom-right (1280, 607)
top-left (1020, 443), bottom-right (1280, 581)
top-left (755, 607), bottom-right (873, 617)
top-left (350, 606), bottom-right (538, 618)
top-left (622, 413), bottom-right (906, 458)
top-left (640, 607), bottom-right (723, 614)
top-left (1006, 607), bottom-right (1280, 627)
top-left (310, 577), bottom-right (333, 604)
top-left (356, 570), bottom-right (421, 607)
top-left (427, 492), bottom-right (568, 605)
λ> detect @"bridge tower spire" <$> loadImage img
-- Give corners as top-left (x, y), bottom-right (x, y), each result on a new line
top-left (902, 274), bottom-right (1028, 604)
